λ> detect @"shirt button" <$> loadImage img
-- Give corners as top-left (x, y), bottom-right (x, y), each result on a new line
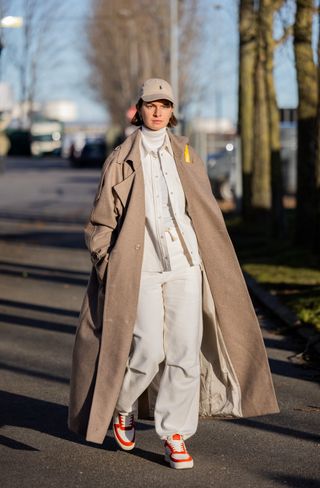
top-left (135, 244), bottom-right (141, 250)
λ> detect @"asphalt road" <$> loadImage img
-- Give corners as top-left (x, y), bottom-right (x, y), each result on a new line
top-left (0, 157), bottom-right (319, 488)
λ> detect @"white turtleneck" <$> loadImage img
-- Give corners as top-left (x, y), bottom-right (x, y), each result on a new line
top-left (141, 125), bottom-right (166, 151)
top-left (141, 125), bottom-right (173, 227)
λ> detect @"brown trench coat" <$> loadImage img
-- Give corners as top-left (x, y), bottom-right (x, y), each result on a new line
top-left (68, 128), bottom-right (279, 444)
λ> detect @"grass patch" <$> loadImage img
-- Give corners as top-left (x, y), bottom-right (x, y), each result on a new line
top-left (226, 215), bottom-right (320, 332)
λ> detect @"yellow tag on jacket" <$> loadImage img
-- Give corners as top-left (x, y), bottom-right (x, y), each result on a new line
top-left (184, 144), bottom-right (191, 163)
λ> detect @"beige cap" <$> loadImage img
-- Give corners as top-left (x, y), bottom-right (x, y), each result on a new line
top-left (140, 78), bottom-right (174, 104)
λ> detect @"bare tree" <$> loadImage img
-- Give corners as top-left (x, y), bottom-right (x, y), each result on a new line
top-left (263, 0), bottom-right (290, 235)
top-left (238, 0), bottom-right (290, 230)
top-left (85, 0), bottom-right (202, 130)
top-left (238, 0), bottom-right (256, 218)
top-left (2, 0), bottom-right (69, 128)
top-left (252, 3), bottom-right (271, 212)
top-left (294, 0), bottom-right (318, 246)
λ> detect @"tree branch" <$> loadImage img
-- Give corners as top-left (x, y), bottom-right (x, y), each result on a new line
top-left (275, 24), bottom-right (294, 45)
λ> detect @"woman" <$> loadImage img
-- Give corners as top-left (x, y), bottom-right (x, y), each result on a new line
top-left (68, 78), bottom-right (279, 470)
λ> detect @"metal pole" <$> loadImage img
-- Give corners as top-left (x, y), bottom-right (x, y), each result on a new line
top-left (170, 0), bottom-right (179, 133)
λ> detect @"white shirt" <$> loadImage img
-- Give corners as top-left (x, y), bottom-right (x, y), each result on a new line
top-left (140, 126), bottom-right (201, 272)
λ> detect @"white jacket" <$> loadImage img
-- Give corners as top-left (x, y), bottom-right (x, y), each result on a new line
top-left (140, 129), bottom-right (201, 272)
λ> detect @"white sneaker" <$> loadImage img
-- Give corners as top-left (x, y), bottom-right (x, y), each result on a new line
top-left (164, 434), bottom-right (194, 469)
top-left (113, 412), bottom-right (135, 451)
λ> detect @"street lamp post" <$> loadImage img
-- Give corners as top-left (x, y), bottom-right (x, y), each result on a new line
top-left (170, 0), bottom-right (180, 134)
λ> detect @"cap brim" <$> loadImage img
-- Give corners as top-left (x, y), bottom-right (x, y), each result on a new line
top-left (142, 94), bottom-right (174, 104)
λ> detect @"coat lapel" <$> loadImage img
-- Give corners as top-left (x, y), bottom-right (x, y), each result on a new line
top-left (116, 128), bottom-right (142, 171)
top-left (112, 129), bottom-right (143, 207)
top-left (113, 174), bottom-right (136, 208)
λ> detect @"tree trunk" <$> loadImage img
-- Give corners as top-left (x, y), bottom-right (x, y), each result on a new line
top-left (262, 0), bottom-right (285, 237)
top-left (314, 12), bottom-right (320, 252)
top-left (294, 0), bottom-right (318, 246)
top-left (238, 0), bottom-right (256, 218)
top-left (252, 5), bottom-right (271, 214)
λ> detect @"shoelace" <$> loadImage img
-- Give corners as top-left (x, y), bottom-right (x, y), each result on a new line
top-left (119, 413), bottom-right (134, 429)
top-left (167, 436), bottom-right (186, 453)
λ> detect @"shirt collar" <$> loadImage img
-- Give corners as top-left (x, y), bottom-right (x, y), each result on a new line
top-left (140, 130), bottom-right (173, 159)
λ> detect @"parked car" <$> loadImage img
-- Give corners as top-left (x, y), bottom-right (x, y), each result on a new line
top-left (70, 138), bottom-right (107, 168)
top-left (207, 145), bottom-right (236, 201)
top-left (31, 119), bottom-right (63, 157)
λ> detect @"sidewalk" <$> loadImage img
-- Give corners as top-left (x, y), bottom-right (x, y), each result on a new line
top-left (0, 226), bottom-right (319, 488)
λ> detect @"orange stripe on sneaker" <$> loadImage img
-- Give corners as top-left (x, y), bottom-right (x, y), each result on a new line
top-left (114, 426), bottom-right (135, 447)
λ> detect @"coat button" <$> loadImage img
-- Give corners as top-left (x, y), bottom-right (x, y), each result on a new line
top-left (135, 244), bottom-right (141, 250)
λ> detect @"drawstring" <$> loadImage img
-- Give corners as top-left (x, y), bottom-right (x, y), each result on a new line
top-left (165, 227), bottom-right (178, 242)
top-left (167, 434), bottom-right (186, 453)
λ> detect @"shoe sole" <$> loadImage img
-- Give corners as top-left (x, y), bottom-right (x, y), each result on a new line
top-left (113, 425), bottom-right (135, 451)
top-left (164, 454), bottom-right (194, 469)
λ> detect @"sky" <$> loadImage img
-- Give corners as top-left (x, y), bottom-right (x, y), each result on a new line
top-left (0, 0), bottom-right (307, 125)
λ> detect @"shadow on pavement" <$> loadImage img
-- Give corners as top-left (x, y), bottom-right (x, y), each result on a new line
top-left (0, 362), bottom-right (69, 384)
top-left (0, 297), bottom-right (80, 336)
top-left (0, 311), bottom-right (76, 335)
top-left (264, 473), bottom-right (320, 488)
top-left (1, 229), bottom-right (86, 249)
top-left (0, 298), bottom-right (79, 318)
top-left (0, 391), bottom-right (156, 456)
top-left (127, 447), bottom-right (166, 467)
top-left (0, 261), bottom-right (89, 286)
top-left (0, 434), bottom-right (39, 451)
top-left (269, 357), bottom-right (320, 382)
top-left (263, 336), bottom-right (304, 352)
top-left (229, 417), bottom-right (320, 444)
top-left (0, 213), bottom-right (88, 225)
top-left (0, 390), bottom-right (74, 447)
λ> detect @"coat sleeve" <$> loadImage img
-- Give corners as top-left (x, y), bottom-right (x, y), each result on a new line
top-left (84, 155), bottom-right (122, 281)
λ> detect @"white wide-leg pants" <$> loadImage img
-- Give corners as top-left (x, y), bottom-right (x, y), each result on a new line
top-left (116, 264), bottom-right (203, 440)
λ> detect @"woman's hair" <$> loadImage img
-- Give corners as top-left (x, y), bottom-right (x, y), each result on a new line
top-left (131, 98), bottom-right (178, 127)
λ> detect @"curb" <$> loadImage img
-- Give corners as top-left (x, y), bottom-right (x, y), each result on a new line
top-left (243, 271), bottom-right (320, 357)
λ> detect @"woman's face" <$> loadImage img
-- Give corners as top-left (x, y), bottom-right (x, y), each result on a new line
top-left (140, 99), bottom-right (173, 131)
